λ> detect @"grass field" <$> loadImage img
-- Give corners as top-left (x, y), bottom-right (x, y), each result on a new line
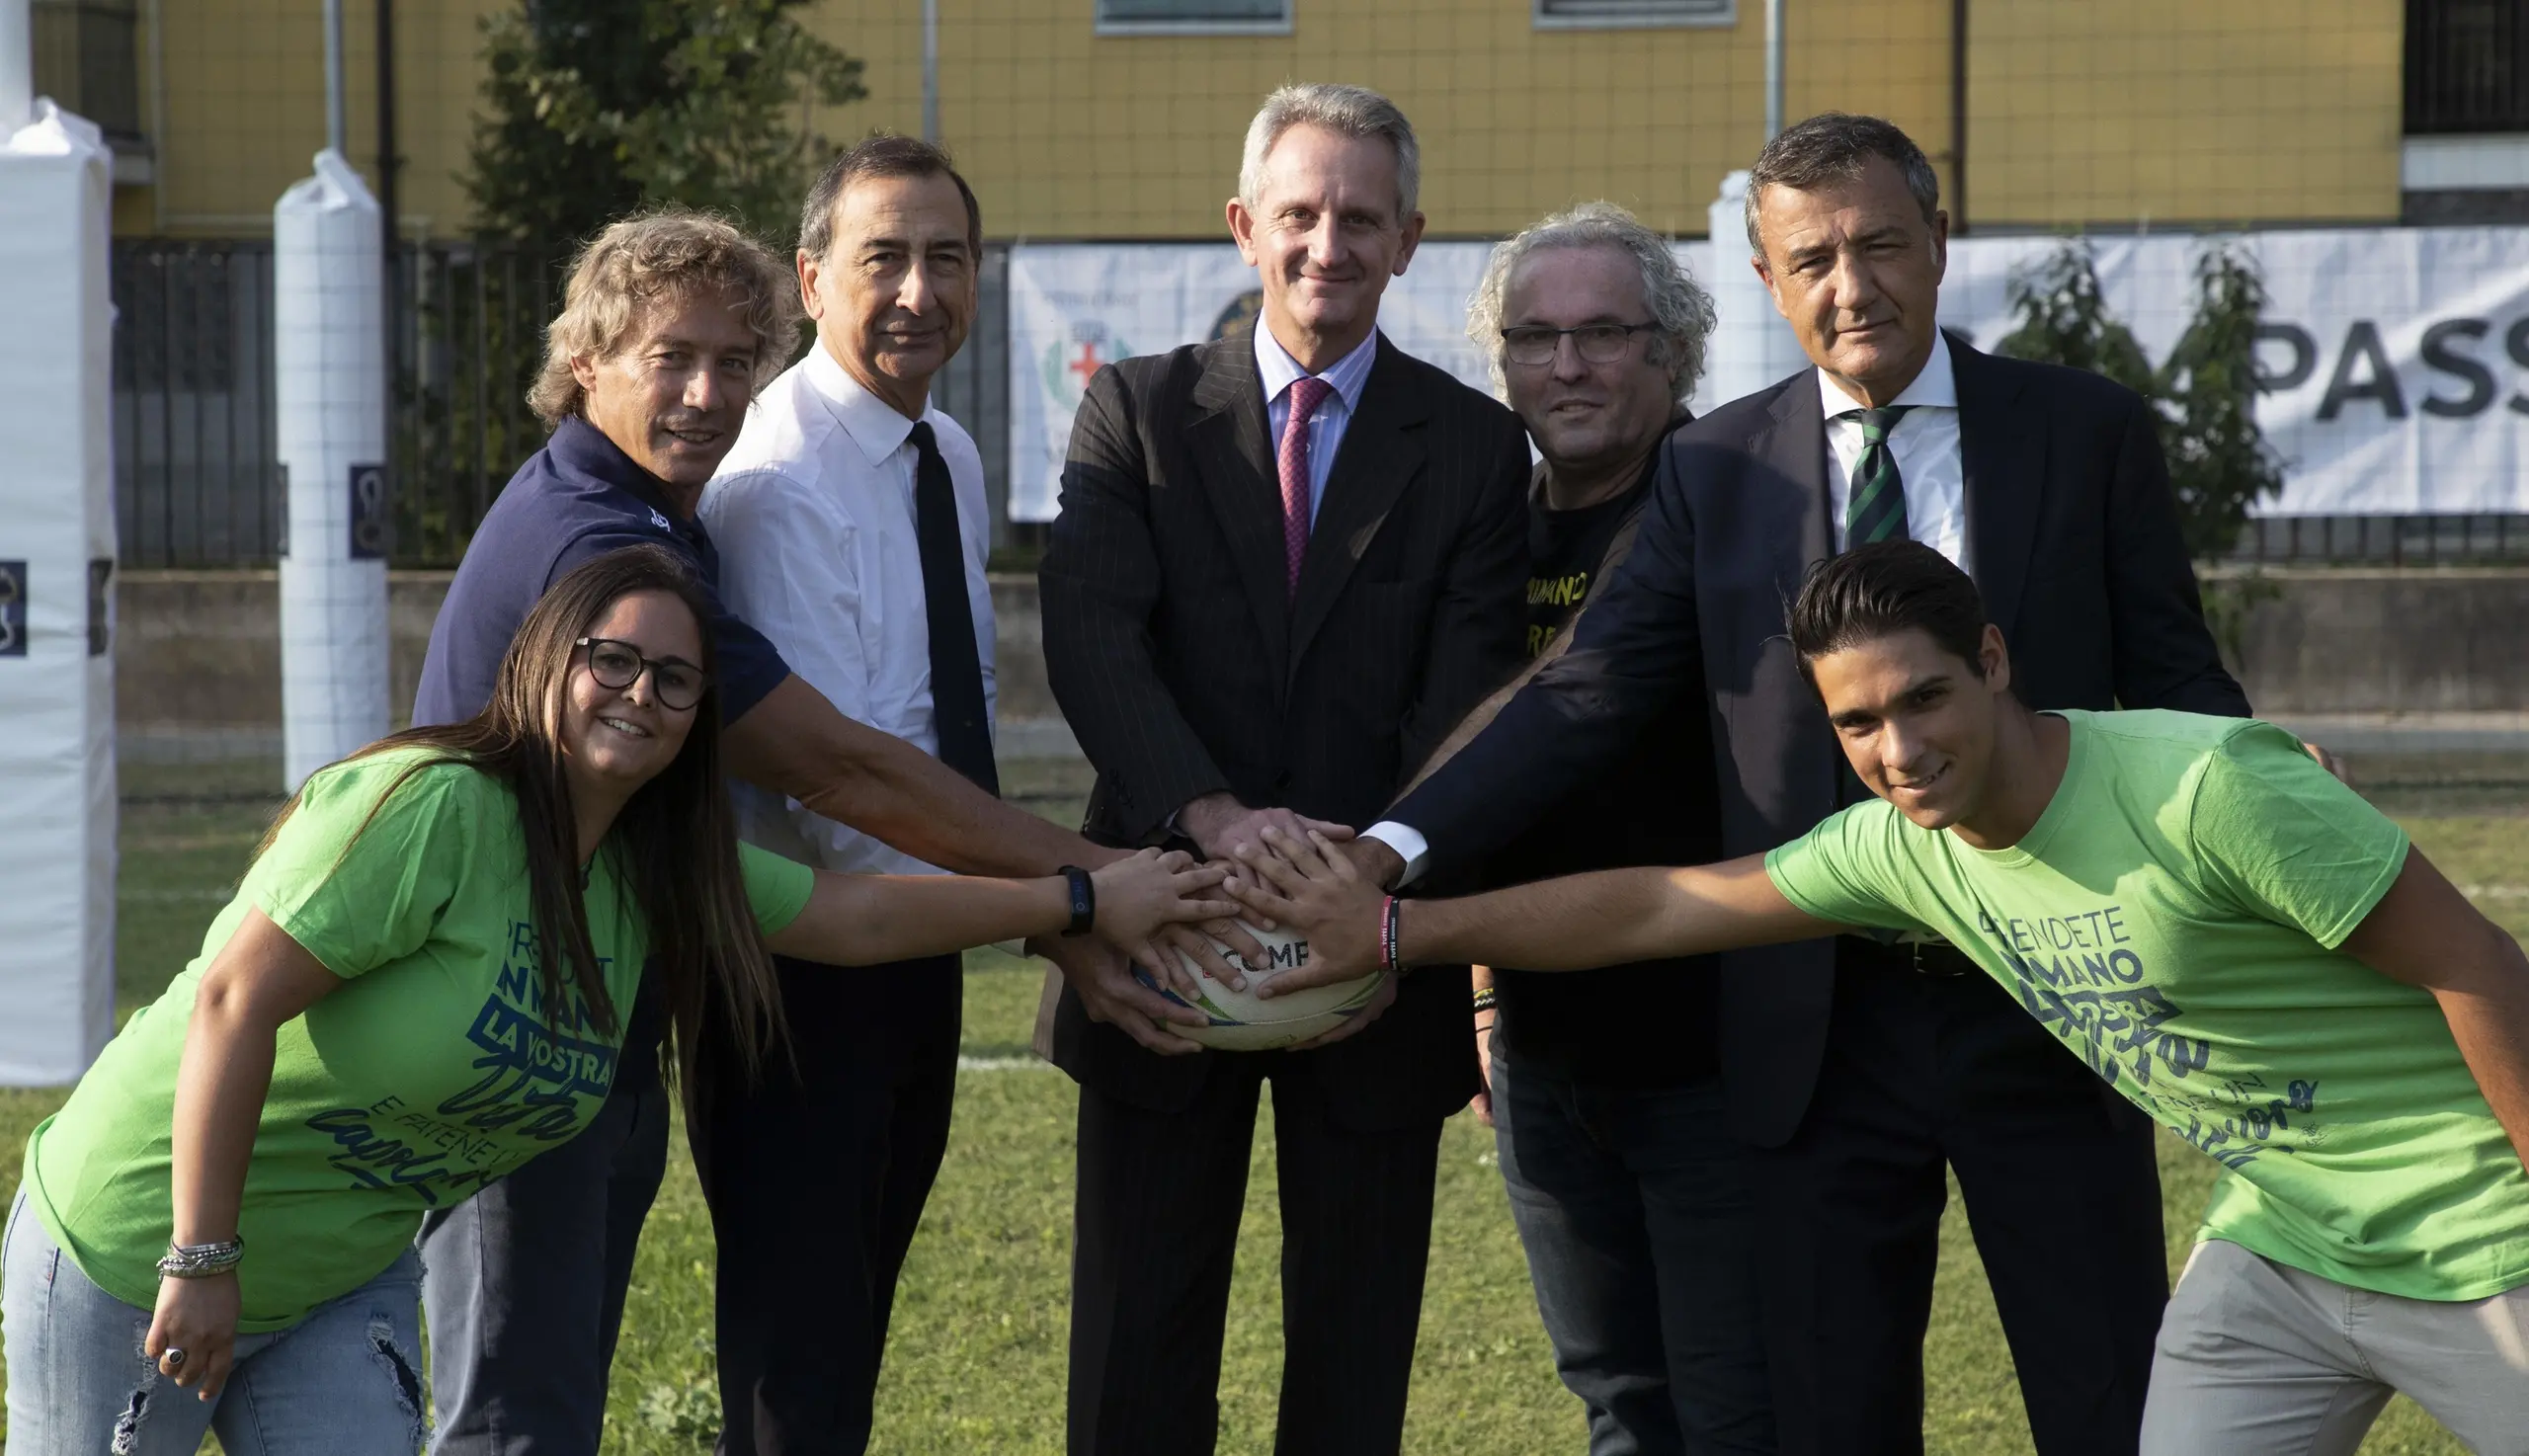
top-left (1, 755), bottom-right (2519, 1453)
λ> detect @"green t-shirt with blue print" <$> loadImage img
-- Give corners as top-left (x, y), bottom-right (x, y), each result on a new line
top-left (1766, 709), bottom-right (2529, 1301)
top-left (23, 750), bottom-right (814, 1330)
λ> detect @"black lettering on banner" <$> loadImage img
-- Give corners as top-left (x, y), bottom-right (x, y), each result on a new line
top-left (2507, 317), bottom-right (2529, 417)
top-left (348, 463), bottom-right (390, 561)
top-left (0, 561), bottom-right (24, 658)
top-left (2418, 318), bottom-right (2495, 418)
top-left (2252, 322), bottom-right (2318, 393)
top-left (87, 559), bottom-right (111, 657)
top-left (2317, 321), bottom-right (2407, 421)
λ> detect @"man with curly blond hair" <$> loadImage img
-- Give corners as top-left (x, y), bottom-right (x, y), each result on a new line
top-left (412, 210), bottom-right (1186, 1456)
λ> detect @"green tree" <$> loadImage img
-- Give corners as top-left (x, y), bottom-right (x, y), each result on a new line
top-left (1995, 238), bottom-right (2286, 562)
top-left (463, 0), bottom-right (867, 253)
top-left (2154, 248), bottom-right (2288, 565)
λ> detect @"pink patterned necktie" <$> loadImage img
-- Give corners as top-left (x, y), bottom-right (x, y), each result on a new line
top-left (1277, 374), bottom-right (1336, 598)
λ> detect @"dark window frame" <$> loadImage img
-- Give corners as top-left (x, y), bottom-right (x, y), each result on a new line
top-left (2407, 0), bottom-right (2529, 134)
top-left (1095, 0), bottom-right (1294, 37)
top-left (1533, 0), bottom-right (1736, 31)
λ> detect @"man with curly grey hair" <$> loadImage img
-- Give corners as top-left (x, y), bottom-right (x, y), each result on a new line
top-left (413, 208), bottom-right (1179, 1456)
top-left (1414, 202), bottom-right (1772, 1452)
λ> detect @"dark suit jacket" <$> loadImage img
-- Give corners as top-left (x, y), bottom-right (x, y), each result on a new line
top-left (1039, 332), bottom-right (1531, 1127)
top-left (1388, 337), bottom-right (2250, 1146)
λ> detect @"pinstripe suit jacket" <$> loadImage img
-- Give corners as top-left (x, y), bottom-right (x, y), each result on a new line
top-left (1039, 332), bottom-right (1531, 1123)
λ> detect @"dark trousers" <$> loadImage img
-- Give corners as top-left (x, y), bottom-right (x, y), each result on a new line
top-left (1067, 1062), bottom-right (1445, 1456)
top-left (419, 1042), bottom-right (674, 1456)
top-left (693, 952), bottom-right (960, 1456)
top-left (1491, 1041), bottom-right (1775, 1456)
top-left (1754, 945), bottom-right (2167, 1456)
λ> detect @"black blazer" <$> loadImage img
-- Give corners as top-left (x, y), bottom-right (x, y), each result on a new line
top-left (1388, 338), bottom-right (2250, 1145)
top-left (1039, 332), bottom-right (1531, 1125)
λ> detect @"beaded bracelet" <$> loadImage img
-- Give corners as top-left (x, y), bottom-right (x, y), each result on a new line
top-left (1471, 985), bottom-right (1499, 1013)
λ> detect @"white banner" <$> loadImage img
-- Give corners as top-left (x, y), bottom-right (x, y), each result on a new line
top-left (1006, 241), bottom-right (1497, 522)
top-left (1935, 228), bottom-right (2529, 517)
top-left (1009, 225), bottom-right (2529, 522)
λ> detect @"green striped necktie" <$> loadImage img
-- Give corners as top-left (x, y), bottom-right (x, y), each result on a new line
top-left (1841, 405), bottom-right (1917, 547)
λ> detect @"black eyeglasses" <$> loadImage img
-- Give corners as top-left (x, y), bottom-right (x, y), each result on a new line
top-left (576, 637), bottom-right (709, 712)
top-left (1502, 322), bottom-right (1659, 366)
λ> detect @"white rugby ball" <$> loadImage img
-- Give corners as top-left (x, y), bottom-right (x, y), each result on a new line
top-left (1133, 923), bottom-right (1387, 1051)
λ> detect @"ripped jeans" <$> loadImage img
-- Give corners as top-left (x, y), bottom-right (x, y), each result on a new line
top-left (2, 1191), bottom-right (427, 1455)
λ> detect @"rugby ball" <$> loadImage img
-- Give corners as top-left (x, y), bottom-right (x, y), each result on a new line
top-left (1132, 923), bottom-right (1387, 1051)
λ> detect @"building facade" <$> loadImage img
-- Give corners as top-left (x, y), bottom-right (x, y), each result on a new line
top-left (47, 0), bottom-right (2488, 244)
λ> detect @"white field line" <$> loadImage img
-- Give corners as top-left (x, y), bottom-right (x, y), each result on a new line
top-left (2458, 885), bottom-right (2529, 901)
top-left (957, 1054), bottom-right (1057, 1073)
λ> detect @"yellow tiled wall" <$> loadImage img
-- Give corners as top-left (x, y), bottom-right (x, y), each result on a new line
top-left (122, 0), bottom-right (2400, 239)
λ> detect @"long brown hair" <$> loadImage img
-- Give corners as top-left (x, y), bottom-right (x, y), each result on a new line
top-left (257, 544), bottom-right (787, 1092)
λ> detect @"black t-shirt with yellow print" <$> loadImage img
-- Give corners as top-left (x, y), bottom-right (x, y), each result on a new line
top-left (1486, 451), bottom-right (1723, 1089)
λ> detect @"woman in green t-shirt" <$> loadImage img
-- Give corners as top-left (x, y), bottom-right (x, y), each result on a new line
top-left (2, 544), bottom-right (1231, 1456)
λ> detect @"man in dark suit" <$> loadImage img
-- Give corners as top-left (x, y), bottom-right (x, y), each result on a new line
top-left (1039, 82), bottom-right (1529, 1456)
top-left (1350, 114), bottom-right (2250, 1455)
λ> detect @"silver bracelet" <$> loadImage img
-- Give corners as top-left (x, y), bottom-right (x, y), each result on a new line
top-left (157, 1237), bottom-right (244, 1279)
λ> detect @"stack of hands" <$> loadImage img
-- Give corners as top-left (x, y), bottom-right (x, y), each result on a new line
top-left (1042, 797), bottom-right (1404, 1056)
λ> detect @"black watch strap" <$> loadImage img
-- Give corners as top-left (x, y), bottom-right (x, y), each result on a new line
top-left (1058, 865), bottom-right (1096, 937)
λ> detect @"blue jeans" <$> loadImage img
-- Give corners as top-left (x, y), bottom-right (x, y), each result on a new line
top-left (2, 1191), bottom-right (427, 1455)
top-left (1491, 1036), bottom-right (1776, 1456)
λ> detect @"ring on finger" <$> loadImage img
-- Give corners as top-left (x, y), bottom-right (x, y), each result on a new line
top-left (163, 1347), bottom-right (187, 1369)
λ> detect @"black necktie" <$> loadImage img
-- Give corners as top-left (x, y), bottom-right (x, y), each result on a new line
top-left (908, 422), bottom-right (999, 796)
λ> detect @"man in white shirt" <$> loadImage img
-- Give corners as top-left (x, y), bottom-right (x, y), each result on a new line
top-left (691, 136), bottom-right (1003, 1456)
top-left (1347, 114), bottom-right (2250, 1456)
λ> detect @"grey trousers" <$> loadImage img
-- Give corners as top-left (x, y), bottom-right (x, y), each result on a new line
top-left (2140, 1239), bottom-right (2529, 1456)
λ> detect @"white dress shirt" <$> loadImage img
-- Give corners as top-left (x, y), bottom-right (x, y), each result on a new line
top-left (1256, 323), bottom-right (1377, 525)
top-left (698, 342), bottom-right (997, 877)
top-left (1821, 331), bottom-right (1968, 571)
top-left (1362, 335), bottom-right (1968, 885)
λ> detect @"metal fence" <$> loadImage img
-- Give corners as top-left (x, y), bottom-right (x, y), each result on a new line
top-left (112, 238), bottom-right (1020, 571)
top-left (113, 239), bottom-right (284, 567)
top-left (108, 236), bottom-right (2529, 571)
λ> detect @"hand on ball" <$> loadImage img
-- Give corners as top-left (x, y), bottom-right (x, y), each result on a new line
top-left (1224, 827), bottom-right (1388, 997)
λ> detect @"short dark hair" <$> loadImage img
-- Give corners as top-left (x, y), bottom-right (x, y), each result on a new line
top-left (1744, 113), bottom-right (1941, 257)
top-left (798, 135), bottom-right (983, 262)
top-left (1788, 542), bottom-right (1991, 687)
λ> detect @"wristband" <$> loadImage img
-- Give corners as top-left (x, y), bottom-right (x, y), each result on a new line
top-left (1471, 985), bottom-right (1498, 1013)
top-left (1058, 865), bottom-right (1096, 937)
top-left (1379, 895), bottom-right (1403, 974)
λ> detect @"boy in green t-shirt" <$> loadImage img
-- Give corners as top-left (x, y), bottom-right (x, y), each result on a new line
top-left (1226, 542), bottom-right (2529, 1454)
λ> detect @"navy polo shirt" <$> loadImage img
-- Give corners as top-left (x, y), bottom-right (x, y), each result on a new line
top-left (413, 417), bottom-right (792, 728)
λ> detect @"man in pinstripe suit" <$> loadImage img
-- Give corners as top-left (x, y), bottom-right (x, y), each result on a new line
top-left (1038, 83), bottom-right (1531, 1455)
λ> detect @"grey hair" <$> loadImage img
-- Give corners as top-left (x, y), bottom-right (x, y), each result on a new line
top-left (1464, 202), bottom-right (1717, 404)
top-left (1743, 112), bottom-right (1941, 258)
top-left (1238, 83), bottom-right (1421, 223)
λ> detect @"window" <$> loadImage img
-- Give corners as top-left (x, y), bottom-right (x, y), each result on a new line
top-left (32, 0), bottom-right (145, 148)
top-left (1096, 0), bottom-right (1292, 36)
top-left (1534, 0), bottom-right (1734, 29)
top-left (2407, 0), bottom-right (2529, 134)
